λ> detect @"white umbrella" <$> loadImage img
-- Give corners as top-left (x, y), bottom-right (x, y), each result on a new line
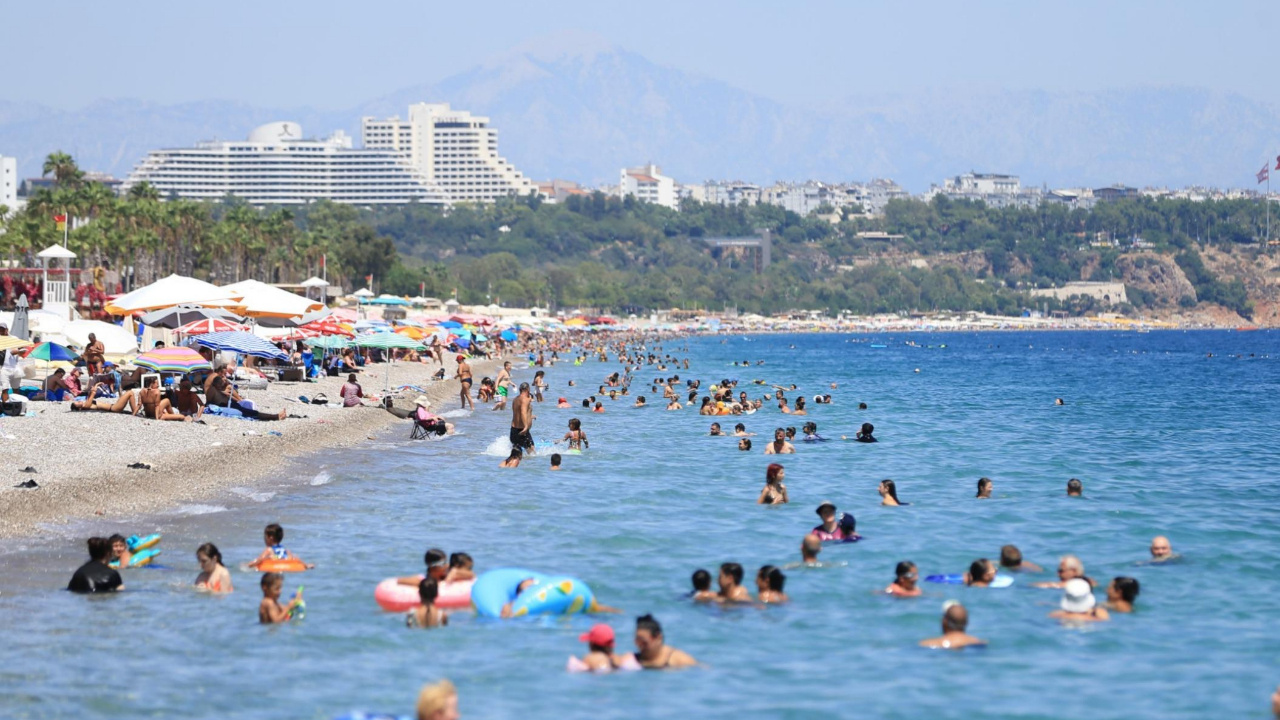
top-left (59, 320), bottom-right (139, 358)
top-left (106, 274), bottom-right (241, 315)
top-left (221, 279), bottom-right (324, 319)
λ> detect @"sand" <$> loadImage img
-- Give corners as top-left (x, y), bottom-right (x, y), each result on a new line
top-left (0, 355), bottom-right (499, 539)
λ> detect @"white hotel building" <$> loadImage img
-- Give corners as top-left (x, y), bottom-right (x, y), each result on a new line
top-left (121, 122), bottom-right (449, 206)
top-left (361, 103), bottom-right (535, 203)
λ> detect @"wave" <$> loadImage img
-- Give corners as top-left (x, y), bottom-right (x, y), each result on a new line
top-left (309, 471), bottom-right (333, 486)
top-left (229, 487), bottom-right (276, 503)
top-left (172, 504), bottom-right (228, 516)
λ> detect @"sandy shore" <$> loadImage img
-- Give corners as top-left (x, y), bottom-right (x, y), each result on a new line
top-left (0, 355), bottom-right (500, 539)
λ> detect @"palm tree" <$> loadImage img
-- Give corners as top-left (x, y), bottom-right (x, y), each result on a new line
top-left (127, 181), bottom-right (161, 202)
top-left (42, 151), bottom-right (83, 187)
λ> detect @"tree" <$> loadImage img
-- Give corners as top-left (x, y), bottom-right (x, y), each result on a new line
top-left (42, 151), bottom-right (83, 187)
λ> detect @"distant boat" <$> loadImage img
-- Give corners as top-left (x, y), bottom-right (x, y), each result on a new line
top-left (1236, 326), bottom-right (1260, 332)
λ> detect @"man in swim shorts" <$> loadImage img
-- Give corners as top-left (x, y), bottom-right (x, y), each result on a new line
top-left (455, 355), bottom-right (473, 410)
top-left (919, 602), bottom-right (985, 649)
top-left (510, 382), bottom-right (535, 456)
top-left (493, 361), bottom-right (512, 411)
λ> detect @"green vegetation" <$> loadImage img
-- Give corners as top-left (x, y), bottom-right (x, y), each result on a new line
top-left (0, 152), bottom-right (1268, 317)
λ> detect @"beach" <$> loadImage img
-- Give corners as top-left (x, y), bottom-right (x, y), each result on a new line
top-left (0, 355), bottom-right (497, 539)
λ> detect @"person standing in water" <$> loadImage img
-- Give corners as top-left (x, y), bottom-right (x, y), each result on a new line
top-left (455, 355), bottom-right (473, 410)
top-left (511, 382), bottom-right (535, 456)
top-left (920, 602), bottom-right (986, 649)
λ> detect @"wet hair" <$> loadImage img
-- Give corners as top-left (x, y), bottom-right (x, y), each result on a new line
top-left (507, 447), bottom-right (523, 460)
top-left (720, 562), bottom-right (744, 585)
top-left (1067, 478), bottom-right (1083, 494)
top-left (802, 421), bottom-right (817, 434)
top-left (1000, 544), bottom-right (1023, 568)
top-left (1112, 576), bottom-right (1140, 603)
top-left (424, 548), bottom-right (447, 568)
top-left (734, 423), bottom-right (745, 432)
top-left (108, 533), bottom-right (127, 547)
top-left (87, 536), bottom-right (111, 562)
top-left (550, 453), bottom-right (562, 467)
top-left (838, 512), bottom-right (857, 535)
top-left (636, 614), bottom-right (662, 638)
top-left (264, 523), bottom-right (284, 544)
top-left (197, 542), bottom-right (223, 566)
top-left (739, 439), bottom-right (752, 451)
top-left (691, 569), bottom-right (711, 591)
top-left (766, 566), bottom-right (786, 592)
top-left (700, 396), bottom-right (712, 407)
top-left (568, 417), bottom-right (581, 430)
top-left (582, 399), bottom-right (590, 408)
top-left (449, 552), bottom-right (472, 569)
top-left (418, 577), bottom-right (439, 604)
top-left (519, 382), bottom-right (529, 392)
top-left (766, 463), bottom-right (784, 483)
top-left (895, 560), bottom-right (916, 581)
top-left (260, 572), bottom-right (283, 590)
top-left (636, 396), bottom-right (645, 403)
top-left (967, 559), bottom-right (992, 584)
top-left (785, 427), bottom-right (796, 438)
top-left (858, 402), bottom-right (868, 410)
top-left (795, 397), bottom-right (806, 409)
top-left (977, 477), bottom-right (993, 496)
top-left (880, 479), bottom-right (901, 503)
top-left (859, 422), bottom-right (874, 435)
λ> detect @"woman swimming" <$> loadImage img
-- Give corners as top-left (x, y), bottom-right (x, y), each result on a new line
top-left (757, 463), bottom-right (789, 505)
top-left (879, 479), bottom-right (904, 506)
top-left (194, 542), bottom-right (233, 593)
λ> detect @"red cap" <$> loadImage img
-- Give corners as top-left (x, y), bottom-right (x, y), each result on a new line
top-left (456, 354), bottom-right (465, 362)
top-left (578, 623), bottom-right (614, 647)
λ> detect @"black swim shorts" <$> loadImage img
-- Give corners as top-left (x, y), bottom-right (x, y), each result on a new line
top-left (509, 426), bottom-right (534, 450)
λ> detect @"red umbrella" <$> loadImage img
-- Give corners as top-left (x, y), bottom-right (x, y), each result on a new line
top-left (175, 318), bottom-right (250, 335)
top-left (300, 320), bottom-right (354, 338)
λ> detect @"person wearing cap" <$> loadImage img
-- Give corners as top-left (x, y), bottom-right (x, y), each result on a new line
top-left (810, 501), bottom-right (848, 540)
top-left (1049, 578), bottom-right (1109, 622)
top-left (454, 355), bottom-right (473, 410)
top-left (920, 602), bottom-right (986, 649)
top-left (413, 396), bottom-right (452, 436)
top-left (556, 396), bottom-right (570, 408)
top-left (570, 623), bottom-right (640, 672)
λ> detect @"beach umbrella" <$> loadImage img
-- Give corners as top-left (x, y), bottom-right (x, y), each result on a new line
top-left (134, 346), bottom-right (213, 374)
top-left (453, 337), bottom-right (472, 349)
top-left (25, 341), bottom-right (76, 362)
top-left (354, 333), bottom-right (425, 350)
top-left (106, 275), bottom-right (241, 315)
top-left (438, 320), bottom-right (463, 329)
top-left (174, 318), bottom-right (250, 336)
top-left (221, 279), bottom-right (324, 319)
top-left (299, 320), bottom-right (353, 338)
top-left (0, 336), bottom-right (34, 352)
top-left (11, 294), bottom-right (31, 341)
top-left (500, 330), bottom-right (518, 342)
top-left (139, 304), bottom-right (243, 329)
top-left (473, 333), bottom-right (488, 342)
top-left (194, 331), bottom-right (290, 361)
top-left (308, 335), bottom-right (350, 350)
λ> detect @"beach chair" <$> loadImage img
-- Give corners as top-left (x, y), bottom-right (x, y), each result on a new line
top-left (410, 421), bottom-right (430, 440)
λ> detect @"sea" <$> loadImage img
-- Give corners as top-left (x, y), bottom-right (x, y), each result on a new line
top-left (1, 330), bottom-right (1278, 720)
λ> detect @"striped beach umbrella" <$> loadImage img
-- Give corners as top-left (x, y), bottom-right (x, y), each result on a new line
top-left (0, 336), bottom-right (34, 352)
top-left (193, 331), bottom-right (289, 361)
top-left (134, 347), bottom-right (213, 374)
top-left (308, 335), bottom-right (350, 349)
top-left (354, 333), bottom-right (425, 350)
top-left (24, 341), bottom-right (77, 362)
top-left (175, 318), bottom-right (250, 335)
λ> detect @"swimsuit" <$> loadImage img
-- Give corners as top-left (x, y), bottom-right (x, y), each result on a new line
top-left (270, 544), bottom-right (288, 560)
top-left (509, 426), bottom-right (534, 450)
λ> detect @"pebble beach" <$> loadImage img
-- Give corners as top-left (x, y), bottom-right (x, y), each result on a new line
top-left (0, 355), bottom-right (497, 539)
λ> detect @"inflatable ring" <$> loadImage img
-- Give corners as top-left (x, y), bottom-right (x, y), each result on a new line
top-left (374, 577), bottom-right (475, 612)
top-left (472, 568), bottom-right (598, 618)
top-left (257, 558), bottom-right (308, 573)
top-left (109, 548), bottom-right (161, 568)
top-left (128, 533), bottom-right (161, 551)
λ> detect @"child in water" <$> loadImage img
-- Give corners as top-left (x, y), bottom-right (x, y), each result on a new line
top-left (689, 569), bottom-right (718, 602)
top-left (445, 552), bottom-right (475, 583)
top-left (248, 523), bottom-right (313, 569)
top-left (406, 578), bottom-right (448, 628)
top-left (258, 572), bottom-right (302, 623)
top-left (109, 534), bottom-right (132, 568)
top-left (563, 418), bottom-right (589, 450)
top-left (885, 561), bottom-right (921, 597)
top-left (194, 542), bottom-right (233, 593)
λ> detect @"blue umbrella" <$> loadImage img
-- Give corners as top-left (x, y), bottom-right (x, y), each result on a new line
top-left (453, 337), bottom-right (472, 349)
top-left (473, 333), bottom-right (488, 342)
top-left (193, 331), bottom-right (289, 361)
top-left (500, 330), bottom-right (518, 342)
top-left (438, 320), bottom-right (463, 329)
top-left (25, 341), bottom-right (77, 362)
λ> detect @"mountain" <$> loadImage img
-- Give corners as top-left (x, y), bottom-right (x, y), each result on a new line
top-left (3, 35), bottom-right (1279, 191)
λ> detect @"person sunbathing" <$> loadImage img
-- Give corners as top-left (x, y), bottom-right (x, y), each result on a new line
top-left (72, 382), bottom-right (140, 414)
top-left (138, 377), bottom-right (189, 421)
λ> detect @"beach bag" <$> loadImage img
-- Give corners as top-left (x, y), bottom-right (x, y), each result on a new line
top-left (310, 393), bottom-right (329, 406)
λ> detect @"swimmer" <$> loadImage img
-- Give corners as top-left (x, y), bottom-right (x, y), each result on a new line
top-left (878, 479), bottom-right (903, 506)
top-left (1066, 478), bottom-right (1083, 497)
top-left (1149, 535), bottom-right (1177, 561)
top-left (963, 559), bottom-right (996, 587)
top-left (976, 477), bottom-right (993, 499)
top-left (549, 453), bottom-right (562, 471)
top-left (792, 397), bottom-right (807, 415)
top-left (763, 427), bottom-right (795, 455)
top-left (709, 422), bottom-right (724, 436)
top-left (737, 438), bottom-right (753, 451)
top-left (999, 545), bottom-right (1043, 573)
top-left (1054, 397), bottom-right (1065, 406)
top-left (630, 614), bottom-right (698, 669)
top-left (885, 561), bottom-right (921, 597)
top-left (415, 679), bottom-right (459, 720)
top-left (857, 402), bottom-right (868, 410)
top-left (853, 423), bottom-right (877, 442)
top-left (572, 623), bottom-right (635, 672)
top-left (811, 501), bottom-right (848, 541)
top-left (717, 562), bottom-right (753, 603)
top-left (1103, 577), bottom-right (1140, 613)
top-left (556, 397), bottom-right (571, 408)
top-left (733, 423), bottom-right (754, 437)
top-left (689, 569), bottom-right (718, 602)
top-left (1033, 555), bottom-right (1096, 589)
top-left (445, 552), bottom-right (475, 583)
top-left (406, 577), bottom-right (448, 628)
top-left (563, 417), bottom-right (589, 450)
top-left (801, 421), bottom-right (824, 441)
top-left (666, 398), bottom-right (682, 411)
top-left (399, 548), bottom-right (449, 587)
top-left (757, 464), bottom-right (789, 505)
top-left (499, 447), bottom-right (523, 468)
top-left (920, 601), bottom-right (986, 649)
top-left (499, 577), bottom-right (540, 617)
top-left (1048, 578), bottom-right (1109, 623)
top-left (194, 542), bottom-right (233, 593)
top-left (258, 572), bottom-right (301, 624)
top-left (109, 534), bottom-right (132, 568)
top-left (786, 534), bottom-right (824, 569)
top-left (755, 566), bottom-right (788, 604)
top-left (248, 523), bottom-right (313, 570)
top-left (593, 401), bottom-right (605, 413)
top-left (633, 396), bottom-right (646, 407)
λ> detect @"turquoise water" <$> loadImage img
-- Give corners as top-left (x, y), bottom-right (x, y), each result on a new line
top-left (2, 331), bottom-right (1279, 720)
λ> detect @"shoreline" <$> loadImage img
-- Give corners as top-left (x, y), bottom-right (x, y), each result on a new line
top-left (0, 355), bottom-right (500, 540)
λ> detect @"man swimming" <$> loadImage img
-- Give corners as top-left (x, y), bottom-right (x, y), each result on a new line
top-left (1149, 535), bottom-right (1177, 561)
top-left (999, 545), bottom-right (1043, 573)
top-left (763, 427), bottom-right (795, 455)
top-left (1033, 554), bottom-right (1096, 589)
top-left (920, 602), bottom-right (986, 649)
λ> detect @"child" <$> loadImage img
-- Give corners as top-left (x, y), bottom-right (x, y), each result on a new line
top-left (109, 534), bottom-right (133, 568)
top-left (248, 523), bottom-right (312, 569)
top-left (398, 548), bottom-right (449, 587)
top-left (689, 569), bottom-right (718, 602)
top-left (592, 402), bottom-right (604, 414)
top-left (563, 418), bottom-right (589, 451)
top-left (549, 453), bottom-right (562, 471)
top-left (258, 572), bottom-right (301, 624)
top-left (406, 577), bottom-right (448, 628)
top-left (885, 561), bottom-right (921, 597)
top-left (194, 542), bottom-right (233, 593)
top-left (445, 552), bottom-right (475, 583)
top-left (499, 447), bottom-right (522, 468)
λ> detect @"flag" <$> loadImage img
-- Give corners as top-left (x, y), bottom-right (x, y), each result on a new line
top-left (365, 274), bottom-right (373, 285)
top-left (320, 254), bottom-right (326, 268)
top-left (1258, 164), bottom-right (1270, 184)
top-left (54, 213), bottom-right (67, 231)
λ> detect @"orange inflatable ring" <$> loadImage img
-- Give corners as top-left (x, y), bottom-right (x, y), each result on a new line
top-left (257, 558), bottom-right (308, 573)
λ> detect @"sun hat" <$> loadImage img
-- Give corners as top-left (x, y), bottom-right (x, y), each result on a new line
top-left (815, 500), bottom-right (836, 516)
top-left (1060, 578), bottom-right (1096, 613)
top-left (414, 395), bottom-right (431, 409)
top-left (579, 623), bottom-right (615, 647)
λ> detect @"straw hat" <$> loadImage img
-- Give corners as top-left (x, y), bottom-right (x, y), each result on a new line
top-left (414, 395), bottom-right (431, 409)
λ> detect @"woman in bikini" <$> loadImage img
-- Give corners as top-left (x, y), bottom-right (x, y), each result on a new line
top-left (757, 463), bottom-right (789, 505)
top-left (563, 418), bottom-right (589, 451)
top-left (194, 543), bottom-right (233, 593)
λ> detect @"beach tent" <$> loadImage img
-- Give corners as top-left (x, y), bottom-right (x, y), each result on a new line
top-left (60, 320), bottom-right (138, 358)
top-left (193, 330), bottom-right (289, 361)
top-left (221, 279), bottom-right (324, 319)
top-left (105, 275), bottom-right (241, 315)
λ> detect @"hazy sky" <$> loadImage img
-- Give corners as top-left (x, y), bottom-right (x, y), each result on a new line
top-left (6, 0), bottom-right (1278, 109)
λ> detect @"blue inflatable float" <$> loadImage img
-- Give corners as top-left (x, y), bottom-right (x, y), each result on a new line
top-left (925, 574), bottom-right (1014, 588)
top-left (471, 567), bottom-right (597, 618)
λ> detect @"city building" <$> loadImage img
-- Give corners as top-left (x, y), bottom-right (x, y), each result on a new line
top-left (618, 163), bottom-right (678, 209)
top-left (534, 179), bottom-right (591, 204)
top-left (121, 122), bottom-right (447, 206)
top-left (701, 181), bottom-right (762, 207)
top-left (1093, 185), bottom-right (1140, 202)
top-left (0, 155), bottom-right (16, 214)
top-left (361, 103), bottom-right (535, 203)
top-left (943, 172), bottom-right (1021, 195)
